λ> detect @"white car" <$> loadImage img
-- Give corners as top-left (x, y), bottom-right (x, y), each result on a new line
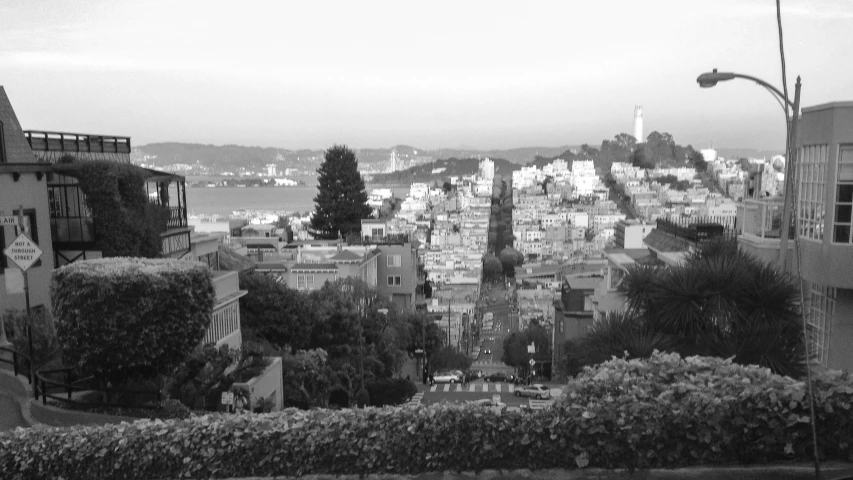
top-left (514, 384), bottom-right (551, 400)
top-left (433, 371), bottom-right (462, 383)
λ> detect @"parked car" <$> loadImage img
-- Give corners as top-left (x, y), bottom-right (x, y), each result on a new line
top-left (514, 384), bottom-right (551, 399)
top-left (483, 349), bottom-right (491, 355)
top-left (432, 371), bottom-right (463, 383)
top-left (483, 372), bottom-right (514, 382)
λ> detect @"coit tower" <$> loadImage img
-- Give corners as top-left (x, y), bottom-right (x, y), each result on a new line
top-left (633, 105), bottom-right (644, 142)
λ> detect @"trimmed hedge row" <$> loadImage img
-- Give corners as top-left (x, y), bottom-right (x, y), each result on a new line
top-left (2, 353), bottom-right (851, 479)
top-left (51, 257), bottom-right (215, 384)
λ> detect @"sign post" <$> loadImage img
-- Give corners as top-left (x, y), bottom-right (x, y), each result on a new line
top-left (3, 207), bottom-right (43, 390)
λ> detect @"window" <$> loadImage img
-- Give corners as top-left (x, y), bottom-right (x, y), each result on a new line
top-left (371, 228), bottom-right (383, 238)
top-left (48, 175), bottom-right (95, 244)
top-left (297, 274), bottom-right (315, 290)
top-left (833, 146), bottom-right (853, 243)
top-left (797, 145), bottom-right (828, 241)
top-left (387, 254), bottom-right (402, 267)
top-left (387, 275), bottom-right (401, 287)
top-left (807, 283), bottom-right (835, 366)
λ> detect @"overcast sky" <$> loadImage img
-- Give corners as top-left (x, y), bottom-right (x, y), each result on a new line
top-left (2, 0), bottom-right (851, 151)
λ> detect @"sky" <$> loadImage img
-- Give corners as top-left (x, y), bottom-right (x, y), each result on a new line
top-left (1, 0), bottom-right (852, 152)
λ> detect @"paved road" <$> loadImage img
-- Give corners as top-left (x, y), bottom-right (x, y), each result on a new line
top-left (413, 380), bottom-right (563, 410)
top-left (0, 393), bottom-right (27, 431)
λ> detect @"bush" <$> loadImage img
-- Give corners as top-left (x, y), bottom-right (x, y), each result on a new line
top-left (51, 258), bottom-right (215, 386)
top-left (2, 309), bottom-right (61, 371)
top-left (1, 353), bottom-right (850, 479)
top-left (366, 378), bottom-right (417, 407)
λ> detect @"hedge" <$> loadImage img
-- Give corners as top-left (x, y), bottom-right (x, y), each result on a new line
top-left (366, 378), bottom-right (418, 407)
top-left (51, 257), bottom-right (216, 385)
top-left (1, 353), bottom-right (851, 479)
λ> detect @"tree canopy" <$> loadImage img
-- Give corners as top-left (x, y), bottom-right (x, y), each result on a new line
top-left (310, 145), bottom-right (372, 239)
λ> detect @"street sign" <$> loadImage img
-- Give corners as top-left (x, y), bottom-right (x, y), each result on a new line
top-left (221, 391), bottom-right (234, 405)
top-left (0, 216), bottom-right (20, 226)
top-left (3, 234), bottom-right (43, 271)
top-left (529, 358), bottom-right (536, 366)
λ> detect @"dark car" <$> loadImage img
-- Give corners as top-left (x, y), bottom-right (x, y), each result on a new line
top-left (483, 372), bottom-right (514, 382)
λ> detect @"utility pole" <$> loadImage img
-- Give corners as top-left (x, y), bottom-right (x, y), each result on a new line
top-left (446, 298), bottom-right (451, 349)
top-left (778, 77), bottom-right (801, 272)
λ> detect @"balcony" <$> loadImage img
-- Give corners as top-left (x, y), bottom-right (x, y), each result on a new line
top-left (24, 130), bottom-right (131, 164)
top-left (737, 198), bottom-right (796, 269)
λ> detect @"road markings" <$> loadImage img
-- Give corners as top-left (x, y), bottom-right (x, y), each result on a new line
top-left (529, 399), bottom-right (554, 410)
top-left (495, 384), bottom-right (501, 392)
top-left (442, 384), bottom-right (450, 392)
top-left (468, 384), bottom-right (476, 392)
top-left (455, 384), bottom-right (462, 392)
top-left (406, 392), bottom-right (425, 407)
top-left (430, 385), bottom-right (437, 392)
top-left (508, 384), bottom-right (515, 393)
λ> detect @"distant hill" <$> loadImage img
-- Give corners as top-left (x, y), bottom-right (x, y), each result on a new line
top-left (369, 157), bottom-right (520, 185)
top-left (132, 142), bottom-right (576, 175)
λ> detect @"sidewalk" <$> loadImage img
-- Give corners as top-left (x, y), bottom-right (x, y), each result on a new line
top-left (0, 363), bottom-right (34, 431)
top-left (0, 392), bottom-right (28, 431)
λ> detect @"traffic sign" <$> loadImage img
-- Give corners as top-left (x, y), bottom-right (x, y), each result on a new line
top-left (221, 391), bottom-right (234, 405)
top-left (3, 234), bottom-right (43, 271)
top-left (0, 216), bottom-right (20, 226)
top-left (529, 358), bottom-right (536, 366)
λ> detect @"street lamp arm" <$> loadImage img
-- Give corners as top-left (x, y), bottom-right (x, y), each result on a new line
top-left (697, 69), bottom-right (795, 111)
top-left (728, 72), bottom-right (795, 111)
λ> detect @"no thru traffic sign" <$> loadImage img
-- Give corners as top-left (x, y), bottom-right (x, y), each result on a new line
top-left (3, 234), bottom-right (43, 271)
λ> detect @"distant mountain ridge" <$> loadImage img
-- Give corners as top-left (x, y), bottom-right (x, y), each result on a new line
top-left (369, 157), bottom-right (521, 185)
top-left (131, 142), bottom-right (576, 174)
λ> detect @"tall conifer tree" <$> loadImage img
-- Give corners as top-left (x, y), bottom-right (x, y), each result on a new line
top-left (310, 145), bottom-right (372, 239)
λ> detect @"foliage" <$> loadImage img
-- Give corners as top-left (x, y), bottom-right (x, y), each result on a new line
top-left (405, 313), bottom-right (445, 360)
top-left (158, 399), bottom-right (191, 420)
top-left (238, 272), bottom-right (314, 351)
top-left (613, 245), bottom-right (805, 377)
top-left (656, 174), bottom-right (691, 191)
top-left (567, 311), bottom-right (678, 369)
top-left (428, 346), bottom-right (472, 373)
top-left (3, 353), bottom-right (851, 479)
top-left (163, 343), bottom-right (271, 411)
top-left (482, 253), bottom-right (503, 283)
top-left (51, 258), bottom-right (215, 385)
top-left (501, 325), bottom-right (551, 374)
top-left (2, 309), bottom-right (61, 371)
top-left (366, 378), bottom-right (418, 407)
top-left (280, 348), bottom-right (333, 409)
top-left (498, 247), bottom-right (523, 277)
top-left (53, 159), bottom-right (170, 258)
top-left (310, 145), bottom-right (373, 239)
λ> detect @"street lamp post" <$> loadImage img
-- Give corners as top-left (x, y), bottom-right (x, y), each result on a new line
top-left (696, 69), bottom-right (801, 271)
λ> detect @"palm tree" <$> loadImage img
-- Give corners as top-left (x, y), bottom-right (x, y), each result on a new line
top-left (618, 238), bottom-right (805, 377)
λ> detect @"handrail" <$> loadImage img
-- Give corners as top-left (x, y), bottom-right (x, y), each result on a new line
top-left (0, 345), bottom-right (36, 398)
top-left (35, 368), bottom-right (162, 410)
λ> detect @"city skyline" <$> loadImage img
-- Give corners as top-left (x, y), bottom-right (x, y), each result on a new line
top-left (2, 0), bottom-right (852, 151)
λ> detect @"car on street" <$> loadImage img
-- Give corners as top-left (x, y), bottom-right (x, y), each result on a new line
top-left (483, 372), bottom-right (514, 382)
top-left (514, 384), bottom-right (551, 399)
top-left (483, 348), bottom-right (491, 354)
top-left (433, 371), bottom-right (463, 383)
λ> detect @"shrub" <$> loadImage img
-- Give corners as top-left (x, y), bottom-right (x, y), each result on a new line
top-left (1, 353), bottom-right (850, 479)
top-left (51, 258), bottom-right (215, 386)
top-left (366, 378), bottom-right (417, 407)
top-left (2, 309), bottom-right (61, 371)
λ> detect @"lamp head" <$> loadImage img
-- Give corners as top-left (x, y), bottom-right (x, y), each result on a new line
top-left (696, 68), bottom-right (735, 88)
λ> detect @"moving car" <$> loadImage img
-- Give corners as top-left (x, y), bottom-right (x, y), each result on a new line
top-left (483, 348), bottom-right (491, 355)
top-left (432, 371), bottom-right (463, 383)
top-left (514, 384), bottom-right (551, 400)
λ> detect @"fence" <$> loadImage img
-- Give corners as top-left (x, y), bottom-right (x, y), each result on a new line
top-left (35, 367), bottom-right (162, 410)
top-left (0, 344), bottom-right (34, 392)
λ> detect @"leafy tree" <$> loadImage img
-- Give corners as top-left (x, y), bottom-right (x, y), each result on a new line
top-left (280, 348), bottom-right (333, 409)
top-left (442, 181), bottom-right (453, 194)
top-left (498, 247), bottom-right (524, 277)
top-left (501, 325), bottom-right (551, 375)
top-left (482, 253), bottom-right (503, 283)
top-left (310, 145), bottom-right (372, 239)
top-left (688, 148), bottom-right (708, 172)
top-left (405, 313), bottom-right (445, 359)
top-left (429, 346), bottom-right (472, 373)
top-left (238, 272), bottom-right (314, 350)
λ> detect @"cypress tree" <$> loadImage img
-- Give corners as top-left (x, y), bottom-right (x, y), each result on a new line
top-left (310, 145), bottom-right (372, 239)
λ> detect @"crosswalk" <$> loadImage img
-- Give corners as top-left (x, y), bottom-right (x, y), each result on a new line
top-left (406, 391), bottom-right (424, 407)
top-left (429, 383), bottom-right (516, 393)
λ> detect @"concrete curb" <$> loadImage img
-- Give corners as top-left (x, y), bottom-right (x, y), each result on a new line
top-left (213, 464), bottom-right (853, 480)
top-left (0, 368), bottom-right (42, 428)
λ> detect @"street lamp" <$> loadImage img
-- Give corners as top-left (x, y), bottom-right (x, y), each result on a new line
top-left (696, 68), bottom-right (801, 271)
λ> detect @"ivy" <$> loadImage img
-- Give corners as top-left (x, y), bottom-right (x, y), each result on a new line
top-left (53, 158), bottom-right (171, 258)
